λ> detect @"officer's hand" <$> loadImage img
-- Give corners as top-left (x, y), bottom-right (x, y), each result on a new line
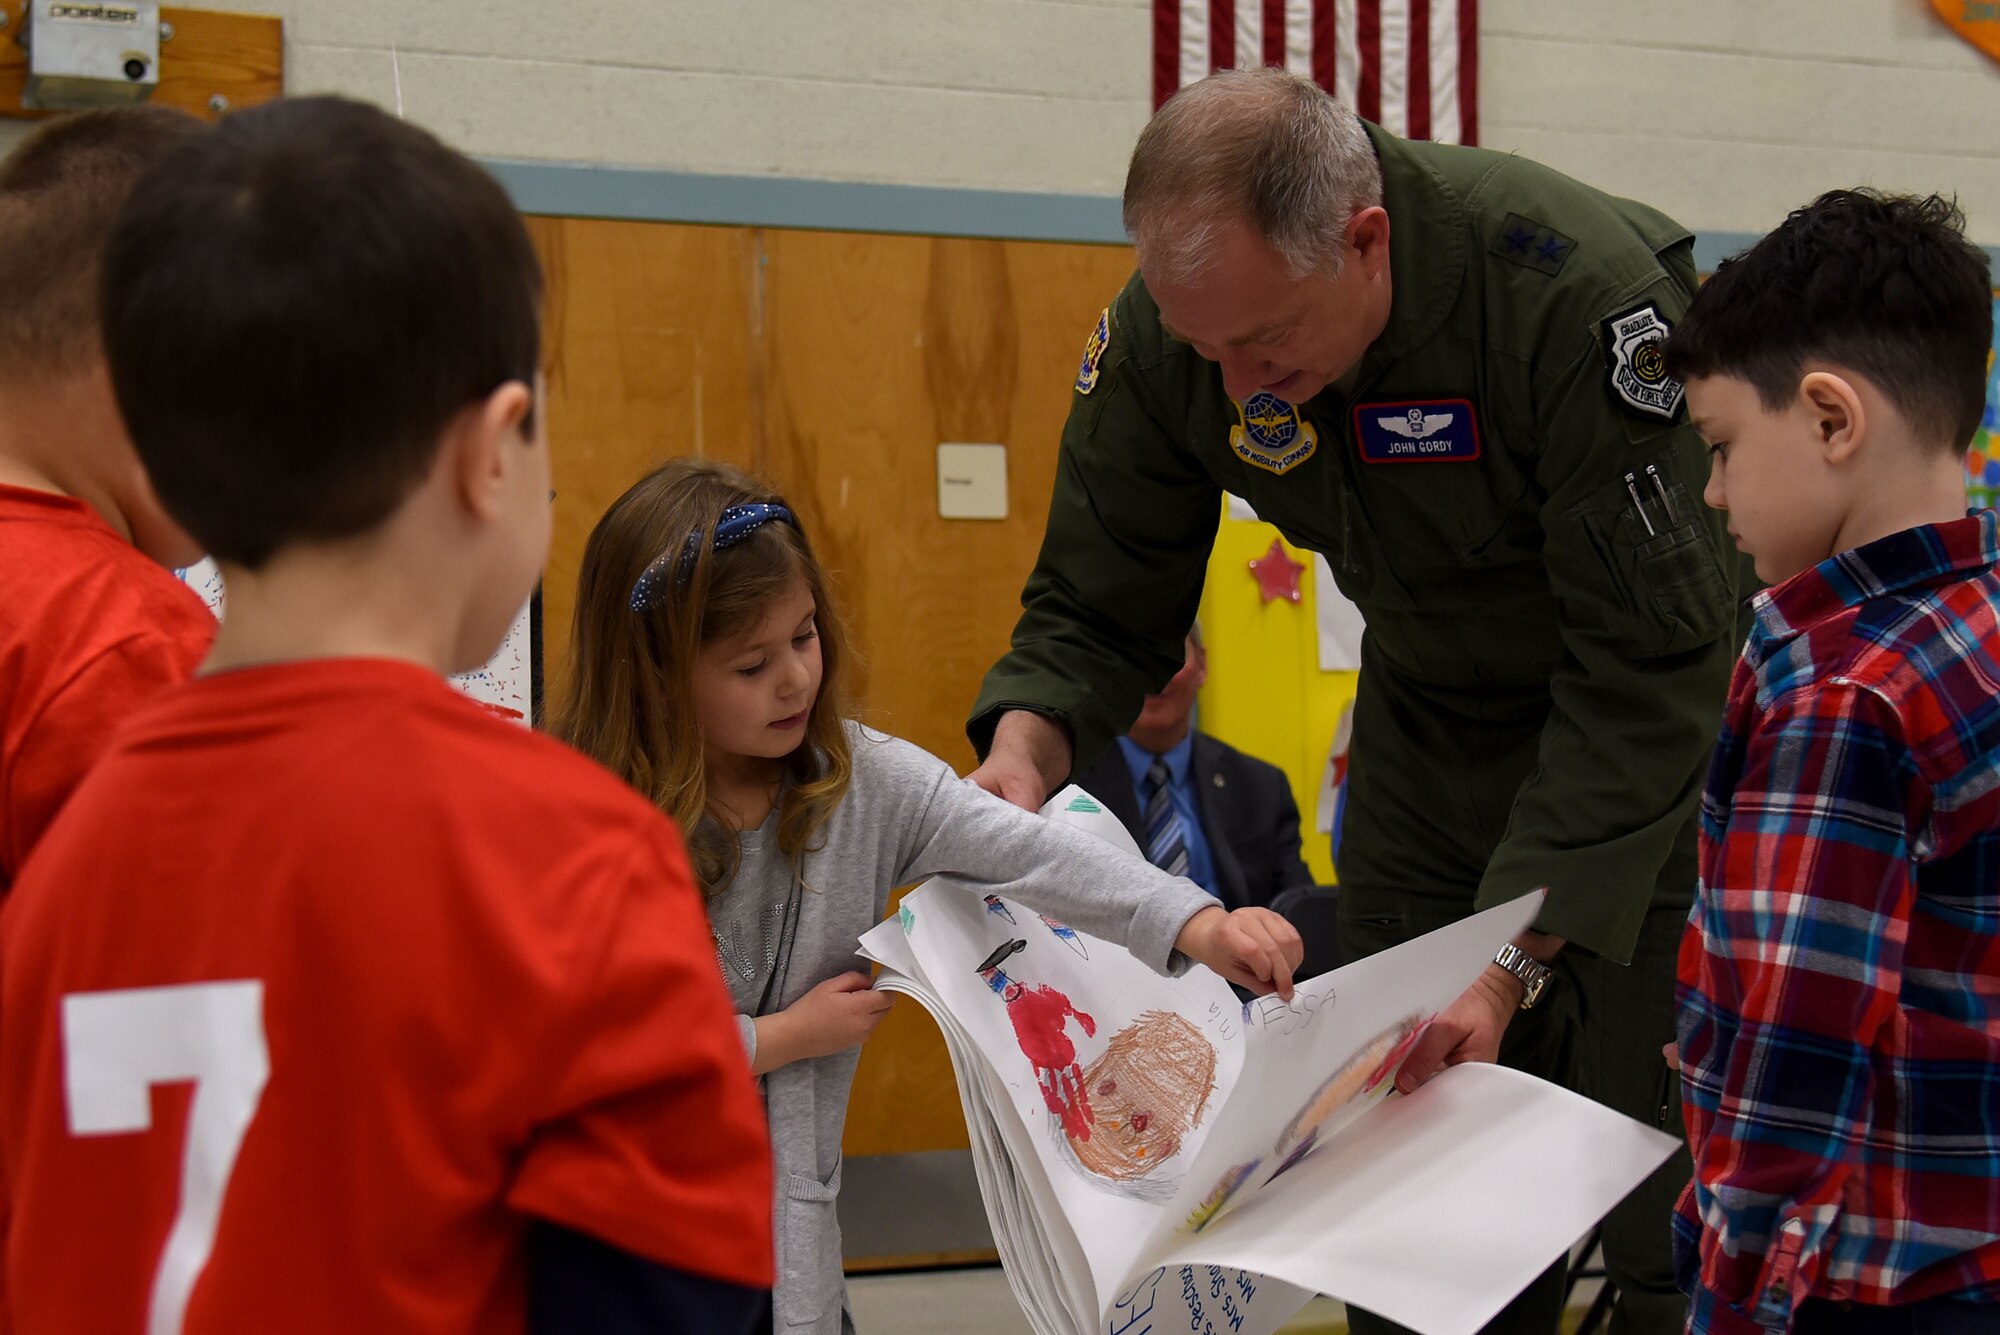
top-left (1393, 963), bottom-right (1522, 1093)
top-left (968, 711), bottom-right (1073, 811)
top-left (1174, 906), bottom-right (1302, 1001)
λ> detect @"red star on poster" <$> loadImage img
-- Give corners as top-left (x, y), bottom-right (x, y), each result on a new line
top-left (1248, 538), bottom-right (1304, 604)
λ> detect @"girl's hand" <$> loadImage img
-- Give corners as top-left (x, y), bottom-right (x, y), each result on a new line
top-left (760, 972), bottom-right (894, 1071)
top-left (1174, 906), bottom-right (1302, 1001)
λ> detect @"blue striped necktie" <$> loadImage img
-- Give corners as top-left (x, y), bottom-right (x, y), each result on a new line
top-left (1143, 756), bottom-right (1190, 878)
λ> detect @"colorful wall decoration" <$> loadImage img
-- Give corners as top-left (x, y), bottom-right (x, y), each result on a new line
top-left (1962, 292), bottom-right (2000, 510)
top-left (174, 559), bottom-right (543, 725)
top-left (1197, 505), bottom-right (1353, 886)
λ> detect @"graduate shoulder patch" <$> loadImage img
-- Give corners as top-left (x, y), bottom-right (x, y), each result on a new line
top-left (1075, 307), bottom-right (1110, 394)
top-left (1604, 304), bottom-right (1684, 421)
top-left (1229, 392), bottom-right (1318, 475)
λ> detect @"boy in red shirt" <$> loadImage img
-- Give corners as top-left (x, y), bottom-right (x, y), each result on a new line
top-left (0, 107), bottom-right (216, 892)
top-left (0, 97), bottom-right (773, 1335)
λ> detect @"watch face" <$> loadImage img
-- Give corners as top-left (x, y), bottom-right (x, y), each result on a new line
top-left (1519, 973), bottom-right (1548, 1008)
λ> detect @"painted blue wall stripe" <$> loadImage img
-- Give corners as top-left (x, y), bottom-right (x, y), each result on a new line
top-left (1694, 233), bottom-right (1759, 272)
top-left (481, 159), bottom-right (1131, 246)
top-left (481, 158), bottom-right (2000, 273)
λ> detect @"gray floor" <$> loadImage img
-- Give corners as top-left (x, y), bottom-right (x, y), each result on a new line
top-left (848, 1266), bottom-right (1350, 1335)
top-left (849, 1264), bottom-right (1609, 1334)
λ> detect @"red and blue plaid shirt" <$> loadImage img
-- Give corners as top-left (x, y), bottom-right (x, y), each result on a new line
top-left (1676, 511), bottom-right (2000, 1334)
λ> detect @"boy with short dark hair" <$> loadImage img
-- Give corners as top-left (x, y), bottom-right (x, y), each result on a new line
top-left (0, 97), bottom-right (773, 1335)
top-left (0, 106), bottom-right (214, 892)
top-left (1667, 190), bottom-right (2000, 1335)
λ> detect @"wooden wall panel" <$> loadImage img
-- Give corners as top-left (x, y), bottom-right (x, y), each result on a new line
top-left (759, 230), bottom-right (1135, 771)
top-left (529, 217), bottom-right (761, 703)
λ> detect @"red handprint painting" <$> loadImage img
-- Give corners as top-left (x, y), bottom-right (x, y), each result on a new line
top-left (977, 939), bottom-right (1098, 1140)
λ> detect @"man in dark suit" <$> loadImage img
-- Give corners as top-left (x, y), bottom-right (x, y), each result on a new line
top-left (1078, 626), bottom-right (1315, 911)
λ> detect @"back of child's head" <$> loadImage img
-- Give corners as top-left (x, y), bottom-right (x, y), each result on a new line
top-left (0, 105), bottom-right (203, 388)
top-left (555, 457), bottom-right (853, 892)
top-left (99, 96), bottom-right (543, 569)
top-left (1664, 190), bottom-right (1992, 452)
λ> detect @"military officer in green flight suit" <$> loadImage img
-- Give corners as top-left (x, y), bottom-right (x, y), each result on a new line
top-left (967, 69), bottom-right (1753, 1335)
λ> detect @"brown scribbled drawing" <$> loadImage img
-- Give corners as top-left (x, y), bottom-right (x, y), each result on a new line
top-left (1069, 1010), bottom-right (1217, 1181)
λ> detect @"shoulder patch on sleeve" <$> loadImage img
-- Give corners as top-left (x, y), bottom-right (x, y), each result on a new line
top-left (1603, 303), bottom-right (1685, 422)
top-left (1075, 307), bottom-right (1110, 394)
top-left (1489, 212), bottom-right (1575, 276)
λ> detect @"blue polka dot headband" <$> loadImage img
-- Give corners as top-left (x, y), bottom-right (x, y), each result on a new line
top-left (629, 502), bottom-right (799, 612)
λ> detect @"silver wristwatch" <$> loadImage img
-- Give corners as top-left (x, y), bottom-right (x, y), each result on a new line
top-left (1493, 943), bottom-right (1554, 1009)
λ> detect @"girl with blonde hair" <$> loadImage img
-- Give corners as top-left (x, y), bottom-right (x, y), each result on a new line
top-left (555, 458), bottom-right (1300, 1334)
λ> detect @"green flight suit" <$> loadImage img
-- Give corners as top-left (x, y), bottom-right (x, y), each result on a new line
top-left (970, 124), bottom-right (1756, 1335)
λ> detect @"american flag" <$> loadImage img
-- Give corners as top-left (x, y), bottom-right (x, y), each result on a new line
top-left (1153, 0), bottom-right (1478, 145)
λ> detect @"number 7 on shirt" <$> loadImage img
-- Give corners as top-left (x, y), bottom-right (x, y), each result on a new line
top-left (63, 981), bottom-right (271, 1335)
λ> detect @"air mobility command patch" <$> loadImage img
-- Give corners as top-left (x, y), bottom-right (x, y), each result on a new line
top-left (1355, 398), bottom-right (1482, 462)
top-left (1489, 213), bottom-right (1575, 277)
top-left (1229, 392), bottom-right (1318, 475)
top-left (1604, 304), bottom-right (1685, 421)
top-left (1075, 307), bottom-right (1110, 394)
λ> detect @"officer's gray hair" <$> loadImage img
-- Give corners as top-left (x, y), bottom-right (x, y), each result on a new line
top-left (1124, 68), bottom-right (1383, 285)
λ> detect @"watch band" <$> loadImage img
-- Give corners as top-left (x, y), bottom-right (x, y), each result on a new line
top-left (1493, 942), bottom-right (1553, 1010)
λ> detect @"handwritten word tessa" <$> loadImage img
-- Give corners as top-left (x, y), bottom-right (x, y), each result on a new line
top-left (1252, 985), bottom-right (1333, 1036)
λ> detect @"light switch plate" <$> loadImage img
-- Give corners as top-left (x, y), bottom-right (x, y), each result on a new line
top-left (937, 442), bottom-right (1008, 520)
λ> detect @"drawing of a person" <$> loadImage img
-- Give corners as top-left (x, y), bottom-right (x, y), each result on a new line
top-left (1268, 1011), bottom-right (1428, 1181)
top-left (1037, 912), bottom-right (1089, 959)
top-left (976, 939), bottom-right (1098, 1139)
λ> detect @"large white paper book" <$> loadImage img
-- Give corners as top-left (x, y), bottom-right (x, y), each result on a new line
top-left (856, 787), bottom-right (1680, 1335)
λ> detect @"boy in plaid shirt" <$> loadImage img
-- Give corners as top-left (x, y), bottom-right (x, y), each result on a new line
top-left (1665, 190), bottom-right (2000, 1335)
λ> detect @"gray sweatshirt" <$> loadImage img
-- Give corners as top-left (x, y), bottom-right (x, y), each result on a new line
top-left (705, 723), bottom-right (1216, 1332)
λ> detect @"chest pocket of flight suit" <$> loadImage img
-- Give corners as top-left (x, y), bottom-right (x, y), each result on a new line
top-left (1572, 463), bottom-right (1732, 659)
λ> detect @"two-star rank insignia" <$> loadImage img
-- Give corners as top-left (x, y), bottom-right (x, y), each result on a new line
top-left (1490, 212), bottom-right (1576, 277)
top-left (1229, 392), bottom-right (1319, 475)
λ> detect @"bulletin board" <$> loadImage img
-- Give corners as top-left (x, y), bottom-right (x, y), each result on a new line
top-left (1196, 515), bottom-right (1353, 887)
top-left (1960, 291), bottom-right (2000, 509)
top-left (175, 559), bottom-right (544, 726)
